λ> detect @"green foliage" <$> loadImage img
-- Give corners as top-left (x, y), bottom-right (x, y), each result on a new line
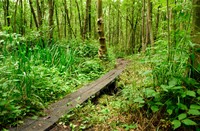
top-left (0, 32), bottom-right (110, 127)
top-left (133, 30), bottom-right (200, 129)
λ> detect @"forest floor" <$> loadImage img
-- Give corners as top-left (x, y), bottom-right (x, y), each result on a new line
top-left (50, 55), bottom-right (162, 131)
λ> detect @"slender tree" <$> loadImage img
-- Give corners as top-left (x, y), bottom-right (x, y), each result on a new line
top-left (3, 0), bottom-right (10, 27)
top-left (142, 0), bottom-right (146, 52)
top-left (36, 0), bottom-right (43, 27)
top-left (83, 0), bottom-right (91, 40)
top-left (48, 0), bottom-right (54, 43)
top-left (55, 3), bottom-right (61, 38)
top-left (29, 0), bottom-right (39, 29)
top-left (75, 0), bottom-right (83, 37)
top-left (13, 0), bottom-right (19, 33)
top-left (191, 0), bottom-right (200, 81)
top-left (97, 0), bottom-right (107, 59)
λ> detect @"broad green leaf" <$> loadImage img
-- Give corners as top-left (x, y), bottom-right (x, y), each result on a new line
top-left (177, 103), bottom-right (188, 110)
top-left (167, 109), bottom-right (173, 115)
top-left (182, 118), bottom-right (197, 126)
top-left (188, 109), bottom-right (200, 116)
top-left (198, 97), bottom-right (200, 101)
top-left (134, 97), bottom-right (145, 103)
top-left (178, 113), bottom-right (187, 120)
top-left (172, 86), bottom-right (183, 90)
top-left (172, 120), bottom-right (181, 130)
top-left (190, 104), bottom-right (200, 110)
top-left (151, 105), bottom-right (159, 113)
top-left (169, 78), bottom-right (178, 86)
top-left (186, 90), bottom-right (196, 97)
top-left (161, 85), bottom-right (169, 92)
top-left (197, 89), bottom-right (200, 95)
top-left (145, 88), bottom-right (156, 98)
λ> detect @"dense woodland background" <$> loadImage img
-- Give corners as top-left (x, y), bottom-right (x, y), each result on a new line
top-left (0, 0), bottom-right (200, 130)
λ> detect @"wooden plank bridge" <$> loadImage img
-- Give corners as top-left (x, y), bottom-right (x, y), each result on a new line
top-left (10, 59), bottom-right (128, 131)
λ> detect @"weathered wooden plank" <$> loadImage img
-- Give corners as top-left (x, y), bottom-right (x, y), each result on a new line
top-left (10, 60), bottom-right (128, 131)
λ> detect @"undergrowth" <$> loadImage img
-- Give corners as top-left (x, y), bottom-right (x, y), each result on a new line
top-left (0, 32), bottom-right (115, 128)
top-left (58, 34), bottom-right (199, 130)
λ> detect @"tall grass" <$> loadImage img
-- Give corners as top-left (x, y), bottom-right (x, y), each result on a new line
top-left (0, 32), bottom-right (107, 127)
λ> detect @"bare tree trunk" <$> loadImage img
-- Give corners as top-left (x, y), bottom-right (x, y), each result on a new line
top-left (13, 0), bottom-right (19, 33)
top-left (63, 0), bottom-right (67, 38)
top-left (191, 0), bottom-right (200, 81)
top-left (167, 0), bottom-right (171, 61)
top-left (48, 0), bottom-right (54, 43)
top-left (41, 0), bottom-right (45, 18)
top-left (83, 0), bottom-right (91, 40)
top-left (115, 0), bottom-right (120, 45)
top-left (64, 0), bottom-right (76, 39)
top-left (147, 0), bottom-right (154, 46)
top-left (36, 0), bottom-right (42, 27)
top-left (88, 0), bottom-right (91, 38)
top-left (97, 0), bottom-right (107, 59)
top-left (20, 0), bottom-right (24, 35)
top-left (55, 3), bottom-right (61, 38)
top-left (75, 0), bottom-right (82, 37)
top-left (142, 0), bottom-right (146, 52)
top-left (30, 13), bottom-right (33, 29)
top-left (3, 0), bottom-right (10, 27)
top-left (108, 3), bottom-right (111, 46)
top-left (155, 6), bottom-right (160, 40)
top-left (6, 0), bottom-right (10, 26)
top-left (29, 0), bottom-right (38, 29)
top-left (23, 1), bottom-right (27, 35)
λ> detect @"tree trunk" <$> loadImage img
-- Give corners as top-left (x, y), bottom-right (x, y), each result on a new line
top-left (88, 0), bottom-right (92, 38)
top-left (83, 0), bottom-right (91, 40)
top-left (36, 0), bottom-right (42, 27)
top-left (63, 0), bottom-right (67, 38)
top-left (20, 0), bottom-right (24, 35)
top-left (3, 0), bottom-right (10, 27)
top-left (147, 0), bottom-right (154, 46)
top-left (75, 0), bottom-right (82, 37)
top-left (167, 0), bottom-right (171, 61)
top-left (29, 0), bottom-right (39, 29)
top-left (155, 6), bottom-right (160, 40)
top-left (64, 0), bottom-right (76, 39)
top-left (142, 0), bottom-right (146, 52)
top-left (13, 0), bottom-right (19, 33)
top-left (97, 0), bottom-right (107, 59)
top-left (48, 0), bottom-right (54, 43)
top-left (108, 3), bottom-right (111, 46)
top-left (191, 0), bottom-right (200, 81)
top-left (55, 4), bottom-right (61, 38)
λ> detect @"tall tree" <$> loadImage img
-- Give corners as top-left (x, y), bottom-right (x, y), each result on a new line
top-left (36, 0), bottom-right (43, 27)
top-left (63, 0), bottom-right (75, 39)
top-left (191, 0), bottom-right (200, 81)
top-left (83, 0), bottom-right (91, 40)
top-left (97, 0), bottom-right (107, 59)
top-left (29, 0), bottom-right (39, 29)
top-left (142, 0), bottom-right (146, 52)
top-left (75, 0), bottom-right (83, 37)
top-left (3, 0), bottom-right (10, 27)
top-left (55, 3), bottom-right (61, 38)
top-left (48, 0), bottom-right (54, 43)
top-left (13, 0), bottom-right (19, 33)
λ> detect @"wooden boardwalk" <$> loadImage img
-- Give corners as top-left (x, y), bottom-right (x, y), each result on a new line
top-left (10, 59), bottom-right (128, 131)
